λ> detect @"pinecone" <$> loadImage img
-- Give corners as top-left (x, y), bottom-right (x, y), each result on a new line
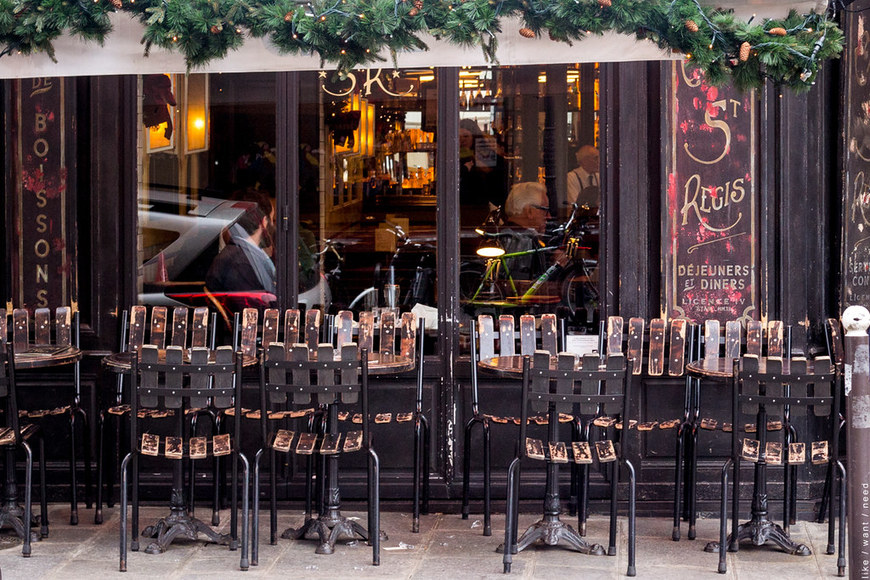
top-left (519, 27), bottom-right (535, 39)
top-left (210, 25), bottom-right (221, 34)
top-left (284, 11), bottom-right (294, 22)
top-left (414, 0), bottom-right (423, 8)
top-left (409, 7), bottom-right (418, 16)
top-left (685, 20), bottom-right (699, 33)
top-left (598, 0), bottom-right (611, 7)
top-left (739, 41), bottom-right (751, 62)
top-left (768, 27), bottom-right (787, 36)
top-left (109, 0), bottom-right (122, 8)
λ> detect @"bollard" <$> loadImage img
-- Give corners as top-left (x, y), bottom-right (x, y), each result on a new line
top-left (843, 306), bottom-right (870, 579)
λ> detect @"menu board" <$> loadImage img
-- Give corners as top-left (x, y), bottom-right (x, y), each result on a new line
top-left (12, 78), bottom-right (71, 310)
top-left (844, 8), bottom-right (870, 307)
top-left (665, 62), bottom-right (758, 323)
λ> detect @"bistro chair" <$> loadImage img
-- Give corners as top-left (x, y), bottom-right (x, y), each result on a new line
top-left (252, 341), bottom-right (379, 566)
top-left (98, 305), bottom-right (216, 522)
top-left (3, 306), bottom-right (91, 526)
top-left (118, 344), bottom-right (249, 571)
top-left (712, 340), bottom-right (844, 575)
top-left (0, 342), bottom-right (49, 556)
top-left (502, 350), bottom-right (636, 576)
top-left (463, 313), bottom-right (558, 536)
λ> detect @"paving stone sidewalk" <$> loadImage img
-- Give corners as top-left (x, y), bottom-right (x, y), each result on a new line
top-left (0, 504), bottom-right (844, 579)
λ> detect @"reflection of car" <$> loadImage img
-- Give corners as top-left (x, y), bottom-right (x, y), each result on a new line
top-left (139, 190), bottom-right (330, 316)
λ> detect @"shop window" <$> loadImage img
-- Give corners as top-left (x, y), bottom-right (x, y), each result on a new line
top-left (298, 69), bottom-right (438, 329)
top-left (137, 73), bottom-right (281, 330)
top-left (458, 64), bottom-right (601, 334)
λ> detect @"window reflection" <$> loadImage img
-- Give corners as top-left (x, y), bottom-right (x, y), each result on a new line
top-left (458, 64), bottom-right (600, 333)
top-left (299, 69), bottom-right (438, 331)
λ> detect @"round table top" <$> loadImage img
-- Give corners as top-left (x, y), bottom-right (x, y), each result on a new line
top-left (14, 345), bottom-right (82, 369)
top-left (686, 356), bottom-right (833, 379)
top-left (477, 353), bottom-right (613, 378)
top-left (103, 349), bottom-right (416, 376)
top-left (102, 349), bottom-right (259, 372)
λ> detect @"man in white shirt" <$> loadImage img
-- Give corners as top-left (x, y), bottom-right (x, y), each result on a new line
top-left (566, 145), bottom-right (600, 209)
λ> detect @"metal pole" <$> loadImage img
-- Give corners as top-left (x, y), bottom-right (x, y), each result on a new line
top-left (842, 305), bottom-right (870, 579)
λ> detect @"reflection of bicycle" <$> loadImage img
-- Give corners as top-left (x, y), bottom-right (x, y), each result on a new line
top-left (460, 204), bottom-right (599, 326)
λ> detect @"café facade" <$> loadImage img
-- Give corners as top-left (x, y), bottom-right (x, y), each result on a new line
top-left (0, 0), bottom-right (863, 513)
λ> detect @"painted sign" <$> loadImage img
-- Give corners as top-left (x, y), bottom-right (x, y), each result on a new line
top-left (12, 78), bottom-right (71, 310)
top-left (665, 62), bottom-right (757, 323)
top-left (844, 9), bottom-right (870, 308)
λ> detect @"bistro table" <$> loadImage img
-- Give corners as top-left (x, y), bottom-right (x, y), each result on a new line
top-left (477, 352), bottom-right (613, 559)
top-left (104, 348), bottom-right (257, 554)
top-left (688, 356), bottom-right (833, 558)
top-left (1, 344), bottom-right (82, 543)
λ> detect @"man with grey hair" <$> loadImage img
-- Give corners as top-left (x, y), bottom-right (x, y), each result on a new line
top-left (566, 144), bottom-right (600, 210)
top-left (500, 181), bottom-right (552, 280)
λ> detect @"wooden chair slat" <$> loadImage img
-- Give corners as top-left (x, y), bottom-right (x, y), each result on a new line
top-left (336, 311), bottom-right (354, 348)
top-left (34, 308), bottom-right (51, 345)
top-left (478, 316), bottom-right (495, 363)
top-left (400, 312), bottom-right (416, 360)
top-left (380, 310), bottom-right (396, 356)
top-left (239, 308), bottom-right (259, 358)
top-left (746, 320), bottom-right (762, 358)
top-left (607, 316), bottom-right (624, 357)
top-left (499, 315), bottom-right (516, 357)
top-left (768, 321), bottom-right (783, 358)
top-left (56, 307), bottom-right (72, 347)
top-left (627, 317), bottom-right (646, 376)
top-left (358, 312), bottom-right (374, 353)
top-left (541, 314), bottom-right (557, 355)
top-left (647, 318), bottom-right (666, 376)
top-left (725, 320), bottom-right (742, 360)
top-left (284, 309), bottom-right (301, 347)
top-left (170, 306), bottom-right (188, 348)
top-left (305, 310), bottom-right (321, 356)
top-left (190, 307), bottom-right (209, 348)
top-left (13, 309), bottom-right (28, 353)
top-left (150, 306), bottom-right (168, 349)
top-left (519, 315), bottom-right (535, 356)
top-left (704, 320), bottom-right (720, 361)
top-left (129, 305), bottom-right (147, 352)
top-left (668, 319), bottom-right (687, 377)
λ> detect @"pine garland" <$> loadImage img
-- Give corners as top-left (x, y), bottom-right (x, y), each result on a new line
top-left (0, 0), bottom-right (845, 92)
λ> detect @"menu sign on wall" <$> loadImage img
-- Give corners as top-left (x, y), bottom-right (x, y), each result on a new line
top-left (844, 8), bottom-right (870, 307)
top-left (665, 62), bottom-right (758, 323)
top-left (12, 78), bottom-right (71, 310)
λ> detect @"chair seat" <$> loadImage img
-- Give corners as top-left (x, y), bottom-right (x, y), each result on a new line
top-left (0, 423), bottom-right (39, 445)
top-left (137, 433), bottom-right (235, 459)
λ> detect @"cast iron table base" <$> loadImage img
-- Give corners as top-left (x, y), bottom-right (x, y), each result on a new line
top-left (140, 489), bottom-right (234, 554)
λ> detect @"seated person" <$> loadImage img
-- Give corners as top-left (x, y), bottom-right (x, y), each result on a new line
top-left (566, 144), bottom-right (600, 212)
top-left (500, 182), bottom-right (553, 281)
top-left (206, 193), bottom-right (277, 302)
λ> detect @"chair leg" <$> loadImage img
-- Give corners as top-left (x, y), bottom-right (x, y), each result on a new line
top-left (461, 416), bottom-right (476, 520)
top-left (76, 406), bottom-right (94, 510)
top-left (502, 457), bottom-right (520, 573)
top-left (119, 453), bottom-right (132, 572)
top-left (368, 447), bottom-right (381, 566)
top-left (252, 449), bottom-right (263, 567)
top-left (131, 454), bottom-right (140, 553)
top-left (22, 442), bottom-right (33, 557)
top-left (212, 414), bottom-right (223, 526)
top-left (729, 456), bottom-right (740, 553)
top-left (422, 416), bottom-right (430, 515)
top-left (608, 460), bottom-right (618, 556)
top-left (625, 458), bottom-right (637, 577)
top-left (238, 452), bottom-right (250, 571)
top-left (412, 417), bottom-right (422, 533)
top-left (717, 458), bottom-right (733, 574)
top-left (688, 424), bottom-right (699, 540)
top-left (95, 412), bottom-right (105, 525)
top-left (827, 458), bottom-right (837, 555)
top-left (230, 445), bottom-right (240, 552)
top-left (68, 410), bottom-right (79, 525)
top-left (483, 420), bottom-right (492, 537)
top-left (673, 424), bottom-right (686, 541)
top-left (270, 449), bottom-right (278, 545)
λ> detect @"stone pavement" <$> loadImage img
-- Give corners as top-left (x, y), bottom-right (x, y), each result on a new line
top-left (0, 504), bottom-right (844, 579)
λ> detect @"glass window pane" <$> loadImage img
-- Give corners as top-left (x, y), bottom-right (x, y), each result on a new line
top-left (299, 69), bottom-right (437, 331)
top-left (458, 64), bottom-right (600, 333)
top-left (138, 73), bottom-right (278, 330)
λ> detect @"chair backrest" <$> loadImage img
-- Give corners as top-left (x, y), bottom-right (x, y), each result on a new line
top-left (261, 342), bottom-right (369, 444)
top-left (125, 305), bottom-right (213, 353)
top-left (3, 306), bottom-right (77, 351)
top-left (517, 350), bottom-right (629, 456)
top-left (623, 317), bottom-right (693, 378)
top-left (129, 344), bottom-right (243, 454)
top-left (475, 313), bottom-right (558, 364)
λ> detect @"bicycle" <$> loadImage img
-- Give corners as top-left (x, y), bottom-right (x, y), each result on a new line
top-left (459, 203), bottom-right (599, 327)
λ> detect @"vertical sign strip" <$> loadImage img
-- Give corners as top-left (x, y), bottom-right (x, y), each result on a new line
top-left (665, 62), bottom-right (758, 323)
top-left (14, 78), bottom-right (67, 309)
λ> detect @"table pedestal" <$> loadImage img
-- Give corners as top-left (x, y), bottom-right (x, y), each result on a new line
top-left (0, 440), bottom-right (46, 549)
top-left (284, 404), bottom-right (386, 554)
top-left (705, 403), bottom-right (810, 557)
top-left (141, 483), bottom-right (233, 554)
top-left (503, 408), bottom-right (605, 557)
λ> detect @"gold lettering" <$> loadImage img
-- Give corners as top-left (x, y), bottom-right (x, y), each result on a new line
top-left (322, 72), bottom-right (356, 97)
top-left (36, 264), bottom-right (48, 283)
top-left (681, 174), bottom-right (743, 232)
top-left (679, 61), bottom-right (701, 88)
top-left (684, 99), bottom-right (730, 165)
top-left (33, 138), bottom-right (49, 158)
top-left (35, 190), bottom-right (47, 208)
top-left (36, 289), bottom-right (48, 308)
top-left (362, 69), bottom-right (414, 98)
top-left (34, 238), bottom-right (50, 258)
top-left (34, 113), bottom-right (47, 133)
top-left (36, 214), bottom-right (47, 233)
top-left (30, 78), bottom-right (53, 98)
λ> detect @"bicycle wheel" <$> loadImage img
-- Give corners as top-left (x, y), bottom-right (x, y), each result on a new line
top-left (459, 262), bottom-right (502, 303)
top-left (562, 264), bottom-right (599, 326)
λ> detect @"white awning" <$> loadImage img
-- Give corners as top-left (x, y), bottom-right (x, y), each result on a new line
top-left (0, 1), bottom-right (829, 79)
